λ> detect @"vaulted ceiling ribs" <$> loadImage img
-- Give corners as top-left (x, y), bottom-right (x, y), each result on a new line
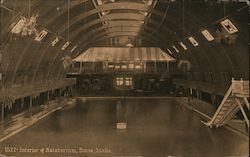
top-left (90, 0), bottom-right (157, 47)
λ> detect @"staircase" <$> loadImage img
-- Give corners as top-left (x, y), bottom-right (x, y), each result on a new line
top-left (204, 78), bottom-right (249, 128)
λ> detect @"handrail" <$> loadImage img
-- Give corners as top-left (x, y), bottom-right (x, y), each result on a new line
top-left (232, 78), bottom-right (249, 97)
top-left (204, 78), bottom-right (249, 127)
top-left (206, 84), bottom-right (233, 125)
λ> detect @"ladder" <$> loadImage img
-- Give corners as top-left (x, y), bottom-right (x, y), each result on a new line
top-left (204, 78), bottom-right (249, 128)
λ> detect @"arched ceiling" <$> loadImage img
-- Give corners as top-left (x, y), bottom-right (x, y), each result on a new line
top-left (0, 0), bottom-right (249, 89)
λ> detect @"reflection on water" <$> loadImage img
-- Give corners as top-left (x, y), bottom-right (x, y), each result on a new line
top-left (1, 98), bottom-right (248, 157)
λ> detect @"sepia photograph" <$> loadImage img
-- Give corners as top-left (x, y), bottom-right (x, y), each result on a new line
top-left (0, 0), bottom-right (249, 156)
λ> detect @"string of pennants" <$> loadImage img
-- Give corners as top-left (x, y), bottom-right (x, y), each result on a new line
top-left (166, 18), bottom-right (239, 55)
top-left (10, 16), bottom-right (80, 55)
top-left (10, 15), bottom-right (239, 56)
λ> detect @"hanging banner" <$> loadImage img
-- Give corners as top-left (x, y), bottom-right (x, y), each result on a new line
top-left (220, 19), bottom-right (238, 34)
top-left (179, 42), bottom-right (188, 50)
top-left (201, 29), bottom-right (214, 41)
top-left (11, 15), bottom-right (38, 36)
top-left (172, 46), bottom-right (179, 53)
top-left (51, 36), bottom-right (62, 47)
top-left (35, 30), bottom-right (48, 41)
top-left (11, 18), bottom-right (26, 34)
top-left (188, 37), bottom-right (199, 46)
top-left (0, 52), bottom-right (2, 64)
top-left (167, 49), bottom-right (173, 55)
top-left (71, 45), bottom-right (78, 53)
top-left (61, 41), bottom-right (70, 50)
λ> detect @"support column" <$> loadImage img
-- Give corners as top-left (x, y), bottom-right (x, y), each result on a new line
top-left (154, 61), bottom-right (157, 73)
top-left (71, 85), bottom-right (74, 96)
top-left (196, 89), bottom-right (199, 99)
top-left (80, 62), bottom-right (83, 73)
top-left (187, 88), bottom-right (190, 104)
top-left (235, 98), bottom-right (249, 128)
top-left (211, 93), bottom-right (216, 106)
top-left (244, 97), bottom-right (249, 109)
top-left (1, 102), bottom-right (4, 124)
top-left (29, 96), bottom-right (33, 118)
top-left (59, 88), bottom-right (61, 97)
top-left (47, 90), bottom-right (50, 101)
top-left (21, 97), bottom-right (24, 110)
top-left (167, 61), bottom-right (170, 73)
top-left (144, 61), bottom-right (146, 73)
top-left (57, 88), bottom-right (61, 107)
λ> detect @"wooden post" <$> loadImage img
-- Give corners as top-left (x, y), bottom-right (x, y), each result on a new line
top-left (59, 88), bottom-right (61, 97)
top-left (58, 88), bottom-right (61, 107)
top-left (167, 61), bottom-right (170, 73)
top-left (235, 98), bottom-right (249, 128)
top-left (1, 102), bottom-right (4, 124)
top-left (71, 85), bottom-right (74, 96)
top-left (240, 78), bottom-right (243, 95)
top-left (154, 61), bottom-right (157, 73)
top-left (80, 62), bottom-right (83, 73)
top-left (144, 61), bottom-right (146, 73)
top-left (29, 96), bottom-right (33, 118)
top-left (21, 97), bottom-right (24, 109)
top-left (47, 90), bottom-right (50, 101)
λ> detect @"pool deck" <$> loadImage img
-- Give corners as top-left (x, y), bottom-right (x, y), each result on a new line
top-left (0, 98), bottom-right (74, 142)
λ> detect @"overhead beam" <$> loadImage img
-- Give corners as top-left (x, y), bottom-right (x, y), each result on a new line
top-left (73, 25), bottom-right (162, 45)
top-left (46, 2), bottom-right (158, 28)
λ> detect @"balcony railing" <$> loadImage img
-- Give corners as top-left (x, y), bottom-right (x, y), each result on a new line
top-left (67, 67), bottom-right (167, 74)
top-left (0, 78), bottom-right (76, 100)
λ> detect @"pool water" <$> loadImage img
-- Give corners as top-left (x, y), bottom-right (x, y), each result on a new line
top-left (1, 98), bottom-right (248, 157)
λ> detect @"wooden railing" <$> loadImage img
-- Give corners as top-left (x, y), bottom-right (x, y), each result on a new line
top-left (203, 78), bottom-right (249, 128)
top-left (232, 78), bottom-right (249, 97)
top-left (67, 67), bottom-right (168, 74)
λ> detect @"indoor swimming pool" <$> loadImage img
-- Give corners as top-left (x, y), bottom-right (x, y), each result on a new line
top-left (1, 97), bottom-right (248, 157)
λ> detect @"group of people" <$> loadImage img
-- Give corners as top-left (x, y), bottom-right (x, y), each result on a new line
top-left (80, 78), bottom-right (109, 94)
